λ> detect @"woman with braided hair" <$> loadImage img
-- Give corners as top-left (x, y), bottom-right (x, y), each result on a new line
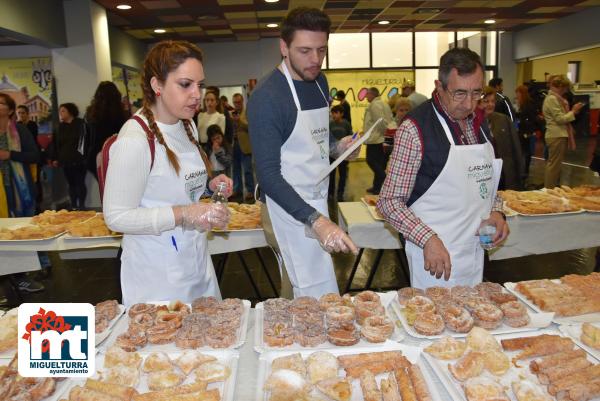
top-left (103, 40), bottom-right (232, 306)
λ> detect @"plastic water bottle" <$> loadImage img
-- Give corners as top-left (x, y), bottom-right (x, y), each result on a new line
top-left (478, 221), bottom-right (496, 250)
top-left (211, 182), bottom-right (228, 205)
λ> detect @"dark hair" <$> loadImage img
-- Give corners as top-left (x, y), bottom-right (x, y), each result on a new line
top-left (335, 90), bottom-right (346, 100)
top-left (438, 48), bottom-right (484, 88)
top-left (17, 105), bottom-right (28, 113)
top-left (488, 77), bottom-right (503, 88)
top-left (331, 105), bottom-right (344, 114)
top-left (220, 95), bottom-right (228, 102)
top-left (141, 40), bottom-right (210, 176)
top-left (368, 87), bottom-right (380, 97)
top-left (207, 124), bottom-right (231, 152)
top-left (86, 81), bottom-right (127, 123)
top-left (204, 90), bottom-right (223, 113)
top-left (60, 102), bottom-right (79, 118)
top-left (281, 7), bottom-right (331, 46)
top-left (0, 93), bottom-right (16, 117)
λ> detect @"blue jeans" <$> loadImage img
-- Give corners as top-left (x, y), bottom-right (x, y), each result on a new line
top-left (232, 142), bottom-right (255, 194)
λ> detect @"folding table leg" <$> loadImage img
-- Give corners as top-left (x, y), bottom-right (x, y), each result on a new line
top-left (6, 275), bottom-right (23, 304)
top-left (344, 248), bottom-right (364, 293)
top-left (216, 253), bottom-right (229, 283)
top-left (395, 249), bottom-right (411, 286)
top-left (236, 251), bottom-right (263, 300)
top-left (254, 248), bottom-right (278, 297)
top-left (364, 249), bottom-right (384, 290)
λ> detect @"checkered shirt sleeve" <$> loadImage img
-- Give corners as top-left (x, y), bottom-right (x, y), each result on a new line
top-left (377, 119), bottom-right (436, 248)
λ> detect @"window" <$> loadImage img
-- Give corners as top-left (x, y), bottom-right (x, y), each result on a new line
top-left (415, 69), bottom-right (438, 97)
top-left (457, 31), bottom-right (497, 66)
top-left (372, 32), bottom-right (413, 67)
top-left (328, 33), bottom-right (370, 69)
top-left (415, 32), bottom-right (455, 66)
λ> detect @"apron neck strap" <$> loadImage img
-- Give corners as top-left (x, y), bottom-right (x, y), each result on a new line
top-left (280, 61), bottom-right (328, 111)
top-left (280, 61), bottom-right (301, 110)
top-left (432, 103), bottom-right (490, 146)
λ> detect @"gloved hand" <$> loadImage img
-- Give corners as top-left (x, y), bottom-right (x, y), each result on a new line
top-left (180, 202), bottom-right (230, 231)
top-left (335, 135), bottom-right (361, 160)
top-left (307, 216), bottom-right (358, 254)
top-left (208, 174), bottom-right (233, 197)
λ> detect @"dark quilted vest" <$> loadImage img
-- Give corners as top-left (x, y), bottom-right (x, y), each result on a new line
top-left (406, 99), bottom-right (491, 207)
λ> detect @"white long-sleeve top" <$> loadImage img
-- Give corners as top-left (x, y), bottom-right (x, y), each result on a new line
top-left (197, 111), bottom-right (225, 144)
top-left (103, 115), bottom-right (200, 235)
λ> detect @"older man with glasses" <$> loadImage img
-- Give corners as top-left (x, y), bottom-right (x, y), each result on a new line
top-left (378, 47), bottom-right (509, 289)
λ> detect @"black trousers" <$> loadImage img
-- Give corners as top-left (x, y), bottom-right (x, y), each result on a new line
top-left (366, 143), bottom-right (388, 192)
top-left (63, 165), bottom-right (87, 209)
top-left (329, 158), bottom-right (348, 197)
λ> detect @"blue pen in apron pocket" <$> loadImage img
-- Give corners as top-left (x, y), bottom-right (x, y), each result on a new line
top-left (171, 235), bottom-right (178, 251)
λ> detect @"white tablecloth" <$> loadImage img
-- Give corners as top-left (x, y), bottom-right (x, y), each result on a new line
top-left (337, 202), bottom-right (402, 249)
top-left (490, 211), bottom-right (600, 260)
top-left (0, 217), bottom-right (268, 276)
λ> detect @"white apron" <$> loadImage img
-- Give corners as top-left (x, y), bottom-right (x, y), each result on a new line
top-left (120, 120), bottom-right (220, 306)
top-left (405, 104), bottom-right (502, 289)
top-left (265, 62), bottom-right (339, 298)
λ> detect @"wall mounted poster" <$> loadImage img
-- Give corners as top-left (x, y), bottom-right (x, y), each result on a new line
top-left (0, 57), bottom-right (53, 135)
top-left (324, 69), bottom-right (414, 132)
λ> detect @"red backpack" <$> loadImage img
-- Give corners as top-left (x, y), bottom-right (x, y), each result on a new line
top-left (97, 115), bottom-right (156, 203)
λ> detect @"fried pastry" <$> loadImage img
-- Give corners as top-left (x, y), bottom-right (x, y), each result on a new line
top-left (103, 364), bottom-right (140, 387)
top-left (511, 380), bottom-right (552, 401)
top-left (359, 371), bottom-right (381, 401)
top-left (104, 345), bottom-right (142, 369)
top-left (194, 361), bottom-right (231, 383)
top-left (0, 312), bottom-right (18, 352)
top-left (307, 351), bottom-right (337, 384)
top-left (466, 327), bottom-right (501, 352)
top-left (394, 367), bottom-right (417, 401)
top-left (408, 365), bottom-right (432, 401)
top-left (380, 372), bottom-right (401, 401)
top-left (147, 369), bottom-right (185, 391)
top-left (264, 369), bottom-right (311, 401)
top-left (464, 377), bottom-right (509, 401)
top-left (84, 378), bottom-right (138, 400)
top-left (175, 351), bottom-right (217, 375)
top-left (482, 350), bottom-right (510, 375)
top-left (272, 353), bottom-right (307, 378)
top-left (424, 336), bottom-right (467, 360)
top-left (315, 377), bottom-right (352, 401)
top-left (131, 382), bottom-right (208, 401)
top-left (449, 351), bottom-right (485, 382)
top-left (143, 352), bottom-right (173, 372)
top-left (581, 322), bottom-right (600, 349)
top-left (69, 385), bottom-right (123, 401)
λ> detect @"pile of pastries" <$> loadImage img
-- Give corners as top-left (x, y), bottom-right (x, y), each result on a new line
top-left (514, 272), bottom-right (600, 317)
top-left (0, 224), bottom-right (64, 240)
top-left (0, 355), bottom-right (60, 400)
top-left (116, 298), bottom-right (244, 351)
top-left (95, 299), bottom-right (121, 334)
top-left (224, 202), bottom-right (261, 230)
top-left (68, 214), bottom-right (120, 237)
top-left (0, 209), bottom-right (97, 240)
top-left (263, 291), bottom-right (394, 348)
top-left (264, 350), bottom-right (432, 401)
top-left (398, 283), bottom-right (530, 336)
top-left (499, 189), bottom-right (580, 215)
top-left (363, 195), bottom-right (379, 206)
top-left (32, 209), bottom-right (96, 226)
top-left (546, 185), bottom-right (600, 211)
top-left (62, 345), bottom-right (227, 400)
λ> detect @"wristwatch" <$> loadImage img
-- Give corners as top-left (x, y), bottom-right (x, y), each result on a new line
top-left (305, 210), bottom-right (322, 228)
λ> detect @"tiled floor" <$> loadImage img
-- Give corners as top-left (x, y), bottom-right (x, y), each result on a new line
top-left (1, 136), bottom-right (598, 307)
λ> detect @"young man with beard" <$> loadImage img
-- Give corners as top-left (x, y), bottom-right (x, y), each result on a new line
top-left (247, 7), bottom-right (358, 298)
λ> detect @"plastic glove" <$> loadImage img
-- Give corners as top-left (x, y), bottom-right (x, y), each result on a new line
top-left (335, 135), bottom-right (361, 160)
top-left (181, 202), bottom-right (230, 231)
top-left (208, 174), bottom-right (233, 197)
top-left (307, 216), bottom-right (358, 254)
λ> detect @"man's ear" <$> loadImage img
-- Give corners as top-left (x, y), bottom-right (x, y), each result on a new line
top-left (279, 38), bottom-right (289, 59)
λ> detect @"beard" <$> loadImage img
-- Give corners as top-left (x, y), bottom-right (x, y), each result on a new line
top-left (288, 55), bottom-right (321, 82)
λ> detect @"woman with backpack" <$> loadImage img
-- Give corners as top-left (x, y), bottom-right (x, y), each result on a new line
top-left (102, 40), bottom-right (232, 306)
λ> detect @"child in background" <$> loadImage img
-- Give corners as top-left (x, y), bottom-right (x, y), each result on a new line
top-left (206, 124), bottom-right (232, 177)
